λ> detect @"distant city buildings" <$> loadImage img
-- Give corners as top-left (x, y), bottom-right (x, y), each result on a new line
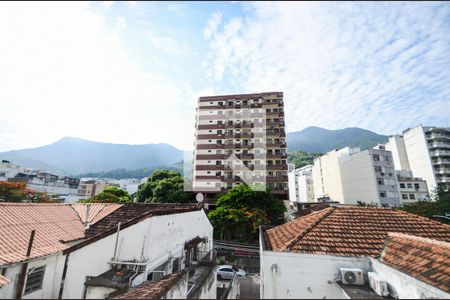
top-left (192, 92), bottom-right (289, 207)
top-left (395, 170), bottom-right (429, 204)
top-left (385, 124), bottom-right (450, 193)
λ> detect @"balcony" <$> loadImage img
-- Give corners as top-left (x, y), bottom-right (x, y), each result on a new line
top-left (195, 165), bottom-right (224, 171)
top-left (430, 150), bottom-right (450, 157)
top-left (266, 153), bottom-right (287, 159)
top-left (266, 164), bottom-right (288, 170)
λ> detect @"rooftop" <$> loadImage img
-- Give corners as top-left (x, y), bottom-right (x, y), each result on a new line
top-left (264, 207), bottom-right (450, 257)
top-left (108, 269), bottom-right (187, 299)
top-left (380, 233), bottom-right (450, 293)
top-left (0, 202), bottom-right (202, 266)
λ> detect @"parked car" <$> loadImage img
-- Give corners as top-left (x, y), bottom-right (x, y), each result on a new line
top-left (217, 265), bottom-right (247, 280)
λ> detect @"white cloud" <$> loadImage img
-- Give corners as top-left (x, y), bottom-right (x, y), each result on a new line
top-left (0, 2), bottom-right (197, 152)
top-left (205, 2), bottom-right (450, 135)
top-left (146, 32), bottom-right (196, 56)
top-left (203, 11), bottom-right (223, 39)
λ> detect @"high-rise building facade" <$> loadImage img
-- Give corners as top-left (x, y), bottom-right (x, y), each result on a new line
top-left (386, 124), bottom-right (450, 192)
top-left (192, 92), bottom-right (288, 206)
top-left (312, 145), bottom-right (401, 207)
top-left (288, 165), bottom-right (315, 203)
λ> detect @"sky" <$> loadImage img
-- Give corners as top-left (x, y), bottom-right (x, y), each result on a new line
top-left (0, 1), bottom-right (449, 152)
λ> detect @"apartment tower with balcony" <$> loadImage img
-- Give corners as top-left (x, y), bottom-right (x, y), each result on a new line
top-left (386, 125), bottom-right (450, 192)
top-left (193, 92), bottom-right (288, 206)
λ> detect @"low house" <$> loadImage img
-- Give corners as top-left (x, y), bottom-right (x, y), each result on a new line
top-left (260, 206), bottom-right (450, 299)
top-left (0, 202), bottom-right (215, 299)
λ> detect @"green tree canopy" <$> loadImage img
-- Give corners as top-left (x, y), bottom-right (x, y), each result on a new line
top-left (287, 151), bottom-right (322, 169)
top-left (400, 187), bottom-right (450, 224)
top-left (208, 184), bottom-right (286, 242)
top-left (135, 169), bottom-right (195, 203)
top-left (80, 186), bottom-right (132, 204)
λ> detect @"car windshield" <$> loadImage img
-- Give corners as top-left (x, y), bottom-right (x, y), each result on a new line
top-left (232, 267), bottom-right (239, 271)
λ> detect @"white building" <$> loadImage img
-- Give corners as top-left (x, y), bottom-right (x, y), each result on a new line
top-left (288, 165), bottom-right (314, 203)
top-left (386, 125), bottom-right (450, 193)
top-left (312, 146), bottom-right (400, 207)
top-left (260, 207), bottom-right (450, 299)
top-left (396, 170), bottom-right (429, 204)
top-left (0, 202), bottom-right (215, 299)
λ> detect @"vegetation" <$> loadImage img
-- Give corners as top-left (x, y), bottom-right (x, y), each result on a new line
top-left (0, 181), bottom-right (51, 203)
top-left (399, 187), bottom-right (450, 224)
top-left (76, 161), bottom-right (184, 180)
top-left (135, 169), bottom-right (195, 203)
top-left (208, 184), bottom-right (286, 242)
top-left (79, 186), bottom-right (133, 204)
top-left (287, 150), bottom-right (322, 169)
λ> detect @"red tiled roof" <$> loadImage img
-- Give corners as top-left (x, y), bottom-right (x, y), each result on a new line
top-left (380, 233), bottom-right (450, 293)
top-left (108, 269), bottom-right (187, 299)
top-left (0, 274), bottom-right (11, 287)
top-left (264, 207), bottom-right (450, 257)
top-left (0, 203), bottom-right (121, 265)
top-left (71, 203), bottom-right (121, 226)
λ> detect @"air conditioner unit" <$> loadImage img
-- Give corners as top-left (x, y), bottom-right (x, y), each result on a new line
top-left (368, 272), bottom-right (389, 297)
top-left (340, 268), bottom-right (364, 285)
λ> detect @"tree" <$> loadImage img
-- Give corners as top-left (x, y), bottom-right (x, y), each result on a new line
top-left (0, 181), bottom-right (51, 203)
top-left (80, 186), bottom-right (132, 204)
top-left (287, 151), bottom-right (322, 169)
top-left (399, 187), bottom-right (450, 224)
top-left (208, 184), bottom-right (286, 242)
top-left (135, 169), bottom-right (195, 203)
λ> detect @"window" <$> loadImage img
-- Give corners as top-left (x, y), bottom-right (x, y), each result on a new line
top-left (24, 266), bottom-right (45, 295)
top-left (407, 183), bottom-right (412, 188)
top-left (414, 183), bottom-right (420, 189)
top-left (0, 172), bottom-right (5, 177)
top-left (373, 154), bottom-right (380, 161)
top-left (374, 166), bottom-right (382, 172)
top-left (402, 194), bottom-right (408, 200)
top-left (377, 179), bottom-right (384, 185)
top-left (379, 192), bottom-right (386, 198)
top-left (409, 194), bottom-right (415, 200)
top-left (385, 156), bottom-right (389, 162)
top-left (400, 183), bottom-right (405, 188)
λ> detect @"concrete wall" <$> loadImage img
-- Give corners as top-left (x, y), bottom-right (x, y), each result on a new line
top-left (370, 258), bottom-right (449, 299)
top-left (385, 135), bottom-right (410, 171)
top-left (260, 250), bottom-right (371, 299)
top-left (403, 125), bottom-right (437, 193)
top-left (62, 210), bottom-right (213, 299)
top-left (312, 149), bottom-right (347, 202)
top-left (0, 253), bottom-right (65, 299)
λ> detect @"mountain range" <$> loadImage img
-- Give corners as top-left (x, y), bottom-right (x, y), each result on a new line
top-left (0, 137), bottom-right (183, 176)
top-left (286, 126), bottom-right (388, 153)
top-left (0, 127), bottom-right (389, 176)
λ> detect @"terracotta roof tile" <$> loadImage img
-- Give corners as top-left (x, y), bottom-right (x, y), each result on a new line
top-left (85, 203), bottom-right (202, 238)
top-left (108, 269), bottom-right (187, 299)
top-left (0, 274), bottom-right (11, 287)
top-left (380, 233), bottom-right (450, 293)
top-left (0, 203), bottom-right (121, 265)
top-left (264, 207), bottom-right (450, 257)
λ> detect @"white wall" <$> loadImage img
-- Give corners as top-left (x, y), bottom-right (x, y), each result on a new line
top-left (62, 210), bottom-right (213, 299)
top-left (403, 125), bottom-right (437, 193)
top-left (385, 135), bottom-right (410, 171)
top-left (0, 253), bottom-right (65, 299)
top-left (260, 250), bottom-right (371, 299)
top-left (370, 258), bottom-right (449, 299)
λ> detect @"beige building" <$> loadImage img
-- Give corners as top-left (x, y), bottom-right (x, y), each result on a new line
top-left (193, 92), bottom-right (288, 206)
top-left (312, 146), bottom-right (400, 207)
top-left (78, 180), bottom-right (119, 198)
top-left (386, 125), bottom-right (450, 193)
top-left (396, 170), bottom-right (429, 204)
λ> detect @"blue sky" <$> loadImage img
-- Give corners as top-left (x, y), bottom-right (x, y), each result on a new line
top-left (0, 1), bottom-right (449, 152)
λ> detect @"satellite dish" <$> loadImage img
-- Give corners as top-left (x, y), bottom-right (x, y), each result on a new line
top-left (196, 193), bottom-right (204, 203)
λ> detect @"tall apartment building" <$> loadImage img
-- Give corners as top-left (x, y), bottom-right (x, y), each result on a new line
top-left (386, 125), bottom-right (450, 192)
top-left (312, 145), bottom-right (401, 207)
top-left (193, 92), bottom-right (288, 206)
top-left (288, 165), bottom-right (315, 203)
